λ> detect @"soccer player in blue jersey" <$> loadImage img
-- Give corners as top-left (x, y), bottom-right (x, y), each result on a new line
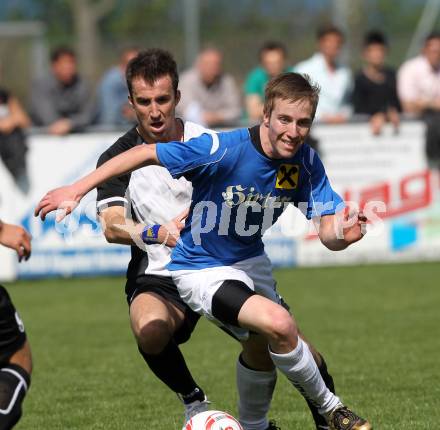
top-left (36, 72), bottom-right (372, 430)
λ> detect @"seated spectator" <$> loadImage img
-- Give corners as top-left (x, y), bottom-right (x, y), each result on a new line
top-left (177, 47), bottom-right (241, 127)
top-left (96, 46), bottom-right (139, 126)
top-left (0, 73), bottom-right (30, 191)
top-left (244, 41), bottom-right (290, 122)
top-left (294, 25), bottom-right (352, 123)
top-left (353, 30), bottom-right (400, 135)
top-left (398, 32), bottom-right (440, 168)
top-left (30, 46), bottom-right (95, 135)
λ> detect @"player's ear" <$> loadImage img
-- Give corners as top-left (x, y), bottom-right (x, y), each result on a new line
top-left (175, 90), bottom-right (181, 106)
top-left (263, 109), bottom-right (270, 128)
top-left (128, 95), bottom-right (134, 107)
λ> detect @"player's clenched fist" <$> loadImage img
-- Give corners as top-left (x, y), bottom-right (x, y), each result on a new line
top-left (341, 210), bottom-right (368, 244)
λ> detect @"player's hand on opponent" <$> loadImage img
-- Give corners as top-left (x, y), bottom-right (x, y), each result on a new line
top-left (159, 208), bottom-right (189, 247)
top-left (0, 222), bottom-right (32, 262)
top-left (342, 210), bottom-right (368, 244)
top-left (35, 185), bottom-right (82, 222)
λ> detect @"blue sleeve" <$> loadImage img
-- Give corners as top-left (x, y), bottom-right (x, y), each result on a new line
top-left (297, 148), bottom-right (345, 219)
top-left (156, 132), bottom-right (226, 179)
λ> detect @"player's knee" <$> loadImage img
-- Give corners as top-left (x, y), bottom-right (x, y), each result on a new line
top-left (135, 319), bottom-right (172, 355)
top-left (265, 308), bottom-right (298, 345)
top-left (0, 364), bottom-right (30, 430)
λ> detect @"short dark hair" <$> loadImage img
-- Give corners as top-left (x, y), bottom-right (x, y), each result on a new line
top-left (317, 24), bottom-right (345, 41)
top-left (425, 31), bottom-right (440, 44)
top-left (50, 46), bottom-right (76, 63)
top-left (125, 48), bottom-right (179, 97)
top-left (259, 41), bottom-right (287, 60)
top-left (364, 30), bottom-right (387, 47)
top-left (263, 72), bottom-right (320, 119)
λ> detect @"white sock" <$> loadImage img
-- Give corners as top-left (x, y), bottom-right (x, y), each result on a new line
top-left (236, 357), bottom-right (277, 430)
top-left (269, 338), bottom-right (340, 415)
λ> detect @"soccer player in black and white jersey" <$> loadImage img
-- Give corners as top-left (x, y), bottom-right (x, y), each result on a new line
top-left (43, 50), bottom-right (338, 430)
top-left (95, 50), bottom-right (212, 427)
top-left (0, 220), bottom-right (32, 429)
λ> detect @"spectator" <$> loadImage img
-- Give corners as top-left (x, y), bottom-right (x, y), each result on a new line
top-left (398, 32), bottom-right (440, 168)
top-left (353, 30), bottom-right (400, 135)
top-left (244, 41), bottom-right (290, 122)
top-left (294, 25), bottom-right (352, 123)
top-left (30, 46), bottom-right (95, 135)
top-left (177, 47), bottom-right (241, 127)
top-left (96, 46), bottom-right (139, 127)
top-left (0, 71), bottom-right (30, 191)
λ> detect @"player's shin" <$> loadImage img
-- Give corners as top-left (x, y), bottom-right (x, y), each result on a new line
top-left (269, 337), bottom-right (340, 416)
top-left (138, 340), bottom-right (206, 402)
top-left (236, 355), bottom-right (277, 430)
top-left (304, 354), bottom-right (336, 429)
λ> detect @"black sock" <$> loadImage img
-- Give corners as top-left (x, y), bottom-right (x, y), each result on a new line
top-left (139, 340), bottom-right (205, 403)
top-left (305, 354), bottom-right (336, 429)
top-left (0, 364), bottom-right (30, 430)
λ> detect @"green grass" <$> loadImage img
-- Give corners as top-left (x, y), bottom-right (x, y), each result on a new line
top-left (5, 262), bottom-right (440, 429)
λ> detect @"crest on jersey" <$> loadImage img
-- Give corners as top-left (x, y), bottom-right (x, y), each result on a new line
top-left (276, 164), bottom-right (299, 189)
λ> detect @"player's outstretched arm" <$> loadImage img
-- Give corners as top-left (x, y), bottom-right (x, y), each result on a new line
top-left (34, 144), bottom-right (159, 221)
top-left (316, 211), bottom-right (368, 251)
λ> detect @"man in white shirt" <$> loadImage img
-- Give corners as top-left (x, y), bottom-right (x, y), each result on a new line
top-left (398, 32), bottom-right (440, 167)
top-left (294, 25), bottom-right (352, 123)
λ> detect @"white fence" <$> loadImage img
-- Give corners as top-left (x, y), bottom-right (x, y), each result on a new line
top-left (1, 122), bottom-right (439, 281)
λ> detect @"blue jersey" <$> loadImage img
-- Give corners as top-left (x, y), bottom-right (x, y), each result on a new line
top-left (156, 126), bottom-right (344, 270)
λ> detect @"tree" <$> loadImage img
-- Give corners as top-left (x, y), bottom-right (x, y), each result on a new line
top-left (70, 0), bottom-right (116, 80)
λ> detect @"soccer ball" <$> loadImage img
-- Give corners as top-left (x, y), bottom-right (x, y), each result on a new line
top-left (184, 410), bottom-right (243, 430)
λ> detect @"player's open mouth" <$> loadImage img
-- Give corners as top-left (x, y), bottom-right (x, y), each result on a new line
top-left (150, 121), bottom-right (165, 132)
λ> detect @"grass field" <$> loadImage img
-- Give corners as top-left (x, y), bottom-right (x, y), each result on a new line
top-left (5, 262), bottom-right (440, 429)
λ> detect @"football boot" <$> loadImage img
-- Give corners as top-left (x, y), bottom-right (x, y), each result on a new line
top-left (179, 394), bottom-right (211, 430)
top-left (328, 405), bottom-right (372, 430)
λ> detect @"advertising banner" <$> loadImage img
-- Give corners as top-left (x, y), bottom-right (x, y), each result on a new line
top-left (1, 122), bottom-right (439, 280)
top-left (0, 132), bottom-right (131, 280)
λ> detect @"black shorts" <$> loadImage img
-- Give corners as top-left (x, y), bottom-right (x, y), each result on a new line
top-left (0, 286), bottom-right (26, 365)
top-left (125, 275), bottom-right (200, 345)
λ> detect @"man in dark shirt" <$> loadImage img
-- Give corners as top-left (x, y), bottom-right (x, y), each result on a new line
top-left (30, 47), bottom-right (95, 135)
top-left (353, 31), bottom-right (400, 135)
top-left (0, 86), bottom-right (30, 190)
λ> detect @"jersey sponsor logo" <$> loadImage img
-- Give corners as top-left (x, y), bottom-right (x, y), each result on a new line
top-left (222, 185), bottom-right (292, 208)
top-left (276, 164), bottom-right (299, 190)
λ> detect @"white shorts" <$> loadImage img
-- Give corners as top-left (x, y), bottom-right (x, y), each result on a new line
top-left (170, 253), bottom-right (286, 341)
